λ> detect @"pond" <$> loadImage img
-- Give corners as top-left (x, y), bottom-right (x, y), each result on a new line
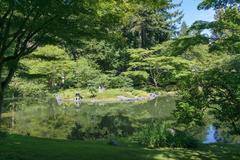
top-left (2, 96), bottom-right (236, 143)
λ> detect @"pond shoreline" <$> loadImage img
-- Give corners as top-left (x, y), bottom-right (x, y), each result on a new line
top-left (56, 93), bottom-right (160, 104)
top-left (3, 91), bottom-right (176, 103)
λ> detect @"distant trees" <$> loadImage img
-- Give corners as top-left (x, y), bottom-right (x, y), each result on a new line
top-left (179, 21), bottom-right (188, 37)
top-left (124, 41), bottom-right (208, 88)
top-left (78, 40), bottom-right (129, 74)
top-left (122, 0), bottom-right (183, 48)
top-left (66, 0), bottom-right (184, 76)
top-left (11, 45), bottom-right (103, 97)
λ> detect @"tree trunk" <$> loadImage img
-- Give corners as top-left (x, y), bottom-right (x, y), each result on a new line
top-left (11, 105), bottom-right (15, 128)
top-left (141, 25), bottom-right (146, 48)
top-left (0, 63), bottom-right (17, 126)
top-left (0, 87), bottom-right (4, 127)
top-left (138, 28), bottom-right (143, 48)
top-left (231, 121), bottom-right (240, 135)
top-left (153, 78), bottom-right (158, 88)
top-left (149, 68), bottom-right (158, 87)
top-left (0, 63), bottom-right (3, 126)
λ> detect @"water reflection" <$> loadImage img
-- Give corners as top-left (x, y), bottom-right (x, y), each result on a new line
top-left (3, 97), bottom-right (238, 143)
top-left (203, 125), bottom-right (217, 144)
top-left (4, 97), bottom-right (176, 139)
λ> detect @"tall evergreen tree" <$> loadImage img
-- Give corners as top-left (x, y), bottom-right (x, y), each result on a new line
top-left (179, 21), bottom-right (188, 37)
top-left (123, 0), bottom-right (183, 48)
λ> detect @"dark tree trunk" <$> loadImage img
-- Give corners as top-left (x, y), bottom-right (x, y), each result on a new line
top-left (0, 63), bottom-right (17, 126)
top-left (0, 64), bottom-right (3, 126)
top-left (138, 28), bottom-right (143, 48)
top-left (141, 26), bottom-right (146, 48)
top-left (0, 87), bottom-right (4, 127)
top-left (153, 78), bottom-right (158, 88)
top-left (231, 121), bottom-right (240, 135)
top-left (138, 24), bottom-right (146, 48)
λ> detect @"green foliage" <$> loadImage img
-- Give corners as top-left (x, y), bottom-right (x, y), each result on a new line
top-left (145, 56), bottom-right (193, 87)
top-left (133, 121), bottom-right (198, 148)
top-left (88, 85), bottom-right (97, 98)
top-left (174, 102), bottom-right (205, 126)
top-left (9, 45), bottom-right (106, 96)
top-left (66, 59), bottom-right (103, 89)
top-left (151, 35), bottom-right (209, 56)
top-left (0, 129), bottom-right (8, 139)
top-left (123, 71), bottom-right (149, 87)
top-left (198, 0), bottom-right (240, 10)
top-left (192, 3), bottom-right (240, 54)
top-left (9, 78), bottom-right (48, 97)
top-left (2, 0), bottom-right (240, 142)
top-left (0, 0), bottom-right (110, 100)
top-left (29, 45), bottom-right (70, 60)
top-left (175, 55), bottom-right (240, 135)
top-left (123, 0), bottom-right (183, 48)
top-left (179, 21), bottom-right (188, 37)
top-left (172, 1), bottom-right (240, 136)
top-left (79, 40), bottom-right (129, 73)
top-left (108, 76), bottom-right (133, 89)
top-left (126, 45), bottom-right (197, 88)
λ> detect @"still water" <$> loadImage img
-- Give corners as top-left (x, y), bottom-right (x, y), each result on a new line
top-left (203, 125), bottom-right (217, 144)
top-left (2, 96), bottom-right (222, 142)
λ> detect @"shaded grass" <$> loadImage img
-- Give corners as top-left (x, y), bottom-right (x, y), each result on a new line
top-left (0, 135), bottom-right (240, 160)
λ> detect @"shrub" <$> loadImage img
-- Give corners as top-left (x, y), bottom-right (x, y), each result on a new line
top-left (131, 90), bottom-right (148, 97)
top-left (88, 85), bottom-right (97, 97)
top-left (133, 121), bottom-right (198, 148)
top-left (9, 78), bottom-right (48, 97)
top-left (108, 76), bottom-right (133, 88)
top-left (123, 71), bottom-right (149, 87)
top-left (0, 128), bottom-right (8, 139)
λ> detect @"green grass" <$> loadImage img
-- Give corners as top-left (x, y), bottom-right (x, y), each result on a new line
top-left (0, 135), bottom-right (240, 160)
top-left (58, 88), bottom-right (149, 100)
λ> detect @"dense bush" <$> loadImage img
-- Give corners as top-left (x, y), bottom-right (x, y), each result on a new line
top-left (8, 78), bottom-right (48, 97)
top-left (67, 59), bottom-right (103, 88)
top-left (79, 40), bottom-right (129, 73)
top-left (123, 71), bottom-right (149, 87)
top-left (0, 128), bottom-right (8, 139)
top-left (9, 45), bottom-right (109, 96)
top-left (108, 75), bottom-right (133, 88)
top-left (133, 121), bottom-right (198, 148)
top-left (175, 55), bottom-right (240, 135)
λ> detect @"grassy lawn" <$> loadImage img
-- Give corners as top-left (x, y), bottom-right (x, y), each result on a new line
top-left (58, 88), bottom-right (149, 100)
top-left (0, 135), bottom-right (240, 160)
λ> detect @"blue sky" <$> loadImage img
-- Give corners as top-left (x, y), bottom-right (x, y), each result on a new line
top-left (173, 0), bottom-right (215, 26)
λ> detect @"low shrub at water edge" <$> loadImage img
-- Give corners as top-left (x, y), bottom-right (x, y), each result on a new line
top-left (132, 121), bottom-right (198, 148)
top-left (0, 128), bottom-right (8, 139)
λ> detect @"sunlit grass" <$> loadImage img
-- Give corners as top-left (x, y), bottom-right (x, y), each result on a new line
top-left (0, 135), bottom-right (239, 160)
top-left (58, 88), bottom-right (149, 100)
